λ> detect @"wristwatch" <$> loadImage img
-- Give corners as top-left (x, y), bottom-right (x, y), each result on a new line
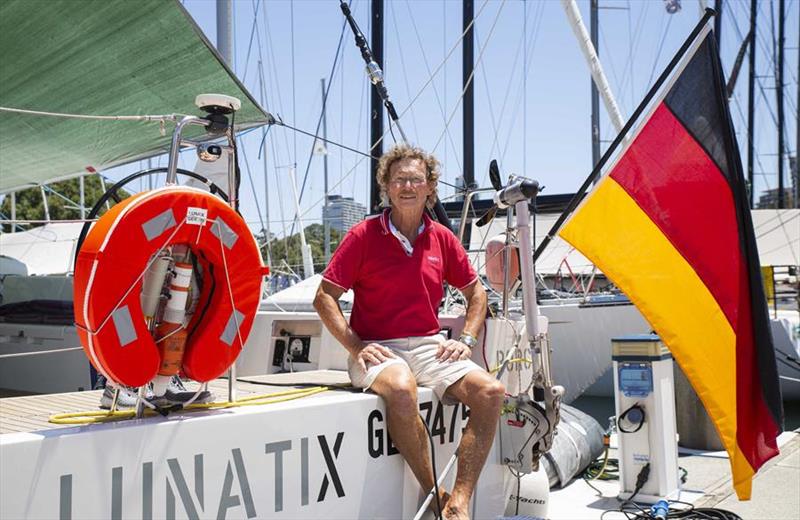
top-left (458, 333), bottom-right (478, 349)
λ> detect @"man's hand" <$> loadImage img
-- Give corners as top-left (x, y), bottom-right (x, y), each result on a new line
top-left (356, 343), bottom-right (397, 372)
top-left (436, 339), bottom-right (472, 363)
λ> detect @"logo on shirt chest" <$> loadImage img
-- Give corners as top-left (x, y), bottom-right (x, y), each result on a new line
top-left (427, 255), bottom-right (441, 264)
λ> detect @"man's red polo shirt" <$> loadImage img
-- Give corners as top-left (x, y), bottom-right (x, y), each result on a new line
top-left (323, 209), bottom-right (478, 341)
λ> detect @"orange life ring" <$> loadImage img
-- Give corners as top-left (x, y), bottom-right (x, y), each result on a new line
top-left (74, 186), bottom-right (267, 387)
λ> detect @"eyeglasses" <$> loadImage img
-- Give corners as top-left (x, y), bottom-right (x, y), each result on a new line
top-left (390, 177), bottom-right (428, 187)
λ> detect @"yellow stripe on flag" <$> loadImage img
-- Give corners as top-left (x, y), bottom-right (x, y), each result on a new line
top-left (560, 177), bottom-right (755, 494)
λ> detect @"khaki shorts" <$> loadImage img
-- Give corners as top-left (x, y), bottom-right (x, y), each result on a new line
top-left (347, 334), bottom-right (483, 405)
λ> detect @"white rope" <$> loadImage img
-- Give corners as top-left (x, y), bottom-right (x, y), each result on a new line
top-left (213, 219), bottom-right (247, 351)
top-left (81, 219), bottom-right (187, 336)
top-left (0, 106), bottom-right (185, 122)
top-left (0, 347), bottom-right (85, 359)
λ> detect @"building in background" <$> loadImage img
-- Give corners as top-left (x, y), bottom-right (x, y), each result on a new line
top-left (323, 195), bottom-right (366, 234)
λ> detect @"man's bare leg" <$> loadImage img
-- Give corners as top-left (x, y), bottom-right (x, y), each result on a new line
top-left (440, 370), bottom-right (505, 520)
top-left (370, 364), bottom-right (448, 515)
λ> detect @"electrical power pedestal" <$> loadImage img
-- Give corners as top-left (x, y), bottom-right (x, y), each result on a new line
top-left (613, 334), bottom-right (680, 503)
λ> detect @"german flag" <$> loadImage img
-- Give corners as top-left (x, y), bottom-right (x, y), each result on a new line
top-left (560, 27), bottom-right (782, 499)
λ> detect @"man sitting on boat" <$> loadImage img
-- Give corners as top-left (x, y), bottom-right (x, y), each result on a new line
top-left (314, 144), bottom-right (504, 520)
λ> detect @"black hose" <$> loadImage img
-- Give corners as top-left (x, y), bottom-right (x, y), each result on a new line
top-left (617, 404), bottom-right (647, 434)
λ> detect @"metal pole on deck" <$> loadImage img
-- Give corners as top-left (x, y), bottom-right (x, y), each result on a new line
top-left (10, 193), bottom-right (16, 230)
top-left (216, 0), bottom-right (233, 68)
top-left (40, 186), bottom-right (50, 222)
top-left (776, 0), bottom-right (785, 208)
top-left (217, 0), bottom-right (237, 401)
top-left (462, 0), bottom-right (475, 248)
top-left (369, 0), bottom-right (384, 213)
top-left (259, 65), bottom-right (273, 272)
top-left (747, 0), bottom-right (757, 207)
top-left (79, 175), bottom-right (86, 220)
top-left (590, 0), bottom-right (601, 168)
top-left (796, 1), bottom-right (799, 208)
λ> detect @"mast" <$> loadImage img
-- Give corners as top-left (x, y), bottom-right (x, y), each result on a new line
top-left (590, 0), bottom-right (600, 167)
top-left (258, 61), bottom-right (273, 272)
top-left (747, 0), bottom-right (757, 207)
top-left (321, 78), bottom-right (331, 263)
top-left (10, 193), bottom-right (15, 230)
top-left (714, 0), bottom-right (723, 47)
top-left (462, 0), bottom-right (475, 248)
top-left (216, 0), bottom-right (233, 68)
top-left (796, 2), bottom-right (800, 208)
top-left (561, 0), bottom-right (625, 133)
top-left (288, 167), bottom-right (315, 279)
top-left (776, 0), bottom-right (785, 208)
top-left (369, 0), bottom-right (384, 213)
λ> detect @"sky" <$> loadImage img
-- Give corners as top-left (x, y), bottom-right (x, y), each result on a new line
top-left (103, 0), bottom-right (798, 240)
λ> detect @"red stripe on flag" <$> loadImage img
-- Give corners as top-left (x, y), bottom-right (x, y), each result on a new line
top-left (609, 103), bottom-right (740, 328)
top-left (609, 103), bottom-right (780, 470)
top-left (734, 260), bottom-right (781, 469)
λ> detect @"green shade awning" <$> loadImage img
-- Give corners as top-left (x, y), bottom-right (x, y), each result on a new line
top-left (0, 0), bottom-right (272, 194)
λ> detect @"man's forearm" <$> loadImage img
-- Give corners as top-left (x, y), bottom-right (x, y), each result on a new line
top-left (461, 286), bottom-right (487, 339)
top-left (313, 291), bottom-right (364, 357)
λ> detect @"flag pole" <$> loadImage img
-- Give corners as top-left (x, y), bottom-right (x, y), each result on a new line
top-left (533, 8), bottom-right (716, 262)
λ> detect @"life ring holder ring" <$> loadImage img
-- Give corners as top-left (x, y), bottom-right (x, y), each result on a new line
top-left (74, 167), bottom-right (228, 270)
top-left (73, 185), bottom-right (266, 388)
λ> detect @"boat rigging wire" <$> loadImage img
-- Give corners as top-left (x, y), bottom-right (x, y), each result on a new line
top-left (275, 119), bottom-right (377, 160)
top-left (340, 0), bottom-right (408, 144)
top-left (645, 10), bottom-right (674, 90)
top-left (395, 0), bottom-right (492, 125)
top-left (389, 2), bottom-right (422, 143)
top-left (274, 0), bottom-right (496, 228)
top-left (249, 0), bottom-right (289, 259)
top-left (269, 0), bottom-right (496, 238)
top-left (294, 11), bottom-right (351, 211)
top-left (431, 0), bottom-right (508, 157)
top-left (494, 3), bottom-right (547, 173)
top-left (239, 0), bottom-right (263, 85)
top-left (291, 0), bottom-right (298, 169)
top-left (533, 9), bottom-right (716, 262)
top-left (474, 4), bottom-right (534, 184)
top-left (399, 0), bottom-right (460, 171)
top-left (724, 6), bottom-right (798, 255)
top-left (238, 142), bottom-right (267, 237)
top-left (260, 0), bottom-right (295, 178)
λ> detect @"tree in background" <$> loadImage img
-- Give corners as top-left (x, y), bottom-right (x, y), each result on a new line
top-left (0, 175), bottom-right (128, 232)
top-left (266, 223), bottom-right (342, 275)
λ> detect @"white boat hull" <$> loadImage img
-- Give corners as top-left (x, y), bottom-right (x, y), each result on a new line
top-left (0, 388), bottom-right (506, 519)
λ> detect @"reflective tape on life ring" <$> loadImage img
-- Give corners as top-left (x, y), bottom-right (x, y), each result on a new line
top-left (74, 186), bottom-right (267, 387)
